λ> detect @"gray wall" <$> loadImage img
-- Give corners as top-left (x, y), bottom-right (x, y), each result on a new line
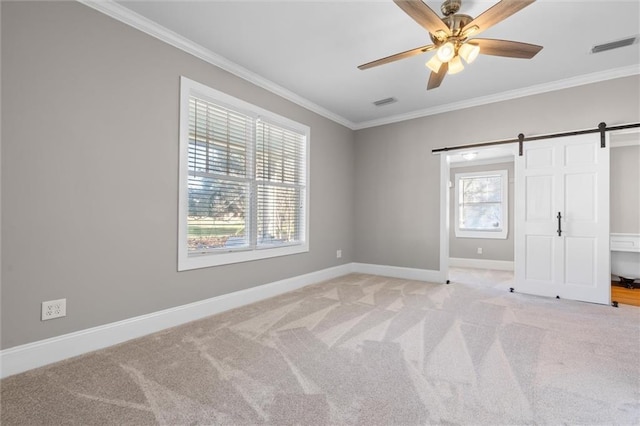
top-left (2, 1), bottom-right (640, 351)
top-left (354, 75), bottom-right (640, 270)
top-left (610, 143), bottom-right (640, 233)
top-left (1, 2), bottom-right (355, 349)
top-left (449, 161), bottom-right (514, 261)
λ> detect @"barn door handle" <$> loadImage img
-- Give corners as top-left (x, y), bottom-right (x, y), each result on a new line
top-left (557, 212), bottom-right (562, 236)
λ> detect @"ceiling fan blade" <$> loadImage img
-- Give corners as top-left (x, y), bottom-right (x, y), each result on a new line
top-left (358, 44), bottom-right (435, 70)
top-left (394, 0), bottom-right (450, 36)
top-left (427, 62), bottom-right (448, 90)
top-left (462, 0), bottom-right (535, 38)
top-left (473, 38), bottom-right (542, 59)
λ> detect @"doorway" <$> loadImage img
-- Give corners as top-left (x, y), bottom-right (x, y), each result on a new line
top-left (609, 129), bottom-right (640, 306)
top-left (440, 132), bottom-right (612, 305)
top-left (439, 144), bottom-right (518, 285)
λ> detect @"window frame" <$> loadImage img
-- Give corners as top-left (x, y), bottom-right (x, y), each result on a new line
top-left (454, 169), bottom-right (508, 239)
top-left (178, 77), bottom-right (309, 271)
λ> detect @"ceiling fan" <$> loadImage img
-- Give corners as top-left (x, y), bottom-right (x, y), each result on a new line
top-left (358, 0), bottom-right (543, 90)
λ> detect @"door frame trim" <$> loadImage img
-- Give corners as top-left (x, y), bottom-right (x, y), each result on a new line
top-left (439, 144), bottom-right (518, 284)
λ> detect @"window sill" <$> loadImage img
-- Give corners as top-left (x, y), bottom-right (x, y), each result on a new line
top-left (455, 229), bottom-right (508, 239)
top-left (178, 243), bottom-right (309, 271)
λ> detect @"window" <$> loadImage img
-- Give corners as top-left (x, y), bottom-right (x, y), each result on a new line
top-left (178, 77), bottom-right (309, 270)
top-left (454, 170), bottom-right (508, 239)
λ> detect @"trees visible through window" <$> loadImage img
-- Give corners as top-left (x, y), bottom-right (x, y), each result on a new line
top-left (187, 97), bottom-right (251, 251)
top-left (179, 77), bottom-right (309, 270)
top-left (455, 170), bottom-right (508, 239)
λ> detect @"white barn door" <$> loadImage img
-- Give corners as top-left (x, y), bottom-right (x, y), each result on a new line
top-left (515, 133), bottom-right (610, 304)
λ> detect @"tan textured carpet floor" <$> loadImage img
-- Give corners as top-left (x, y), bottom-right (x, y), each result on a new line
top-left (1, 272), bottom-right (639, 425)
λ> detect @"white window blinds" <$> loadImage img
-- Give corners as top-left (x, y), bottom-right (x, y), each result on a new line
top-left (187, 97), bottom-right (252, 251)
top-left (179, 77), bottom-right (309, 270)
top-left (256, 121), bottom-right (305, 247)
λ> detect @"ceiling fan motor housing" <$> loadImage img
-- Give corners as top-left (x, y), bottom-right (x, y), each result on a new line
top-left (440, 0), bottom-right (461, 16)
top-left (430, 13), bottom-right (473, 44)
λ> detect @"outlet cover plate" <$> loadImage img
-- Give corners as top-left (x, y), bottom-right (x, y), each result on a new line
top-left (42, 298), bottom-right (66, 320)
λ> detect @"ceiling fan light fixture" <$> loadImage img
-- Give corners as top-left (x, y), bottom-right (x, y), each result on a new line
top-left (447, 55), bottom-right (464, 74)
top-left (459, 43), bottom-right (480, 64)
top-left (426, 55), bottom-right (443, 73)
top-left (357, 0), bottom-right (542, 90)
top-left (461, 152), bottom-right (477, 161)
top-left (436, 42), bottom-right (455, 62)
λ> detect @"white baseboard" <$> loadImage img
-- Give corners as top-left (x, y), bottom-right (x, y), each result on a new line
top-left (352, 263), bottom-right (444, 283)
top-left (0, 262), bottom-right (449, 378)
top-left (0, 263), bottom-right (353, 379)
top-left (449, 257), bottom-right (514, 271)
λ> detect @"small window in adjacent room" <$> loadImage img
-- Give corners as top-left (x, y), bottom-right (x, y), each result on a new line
top-left (454, 170), bottom-right (508, 239)
top-left (178, 77), bottom-right (309, 271)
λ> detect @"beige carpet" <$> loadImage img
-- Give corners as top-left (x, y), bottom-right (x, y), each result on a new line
top-left (2, 272), bottom-right (639, 425)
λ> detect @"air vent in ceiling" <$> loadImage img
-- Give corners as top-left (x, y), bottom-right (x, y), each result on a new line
top-left (590, 36), bottom-right (638, 54)
top-left (373, 97), bottom-right (397, 107)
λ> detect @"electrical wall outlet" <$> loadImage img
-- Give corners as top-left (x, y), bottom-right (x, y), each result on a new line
top-left (336, 249), bottom-right (342, 259)
top-left (477, 247), bottom-right (483, 254)
top-left (42, 298), bottom-right (66, 321)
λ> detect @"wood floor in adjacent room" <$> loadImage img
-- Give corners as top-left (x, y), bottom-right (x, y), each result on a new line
top-left (451, 267), bottom-right (640, 308)
top-left (612, 283), bottom-right (640, 307)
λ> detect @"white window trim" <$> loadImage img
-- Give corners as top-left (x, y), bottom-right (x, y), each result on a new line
top-left (454, 169), bottom-right (508, 239)
top-left (178, 77), bottom-right (310, 271)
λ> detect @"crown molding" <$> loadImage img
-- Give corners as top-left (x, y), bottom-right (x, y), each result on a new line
top-left (77, 0), bottom-right (357, 130)
top-left (353, 65), bottom-right (640, 130)
top-left (76, 1), bottom-right (637, 133)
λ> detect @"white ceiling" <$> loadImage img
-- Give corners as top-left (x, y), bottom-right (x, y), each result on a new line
top-left (107, 0), bottom-right (640, 129)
